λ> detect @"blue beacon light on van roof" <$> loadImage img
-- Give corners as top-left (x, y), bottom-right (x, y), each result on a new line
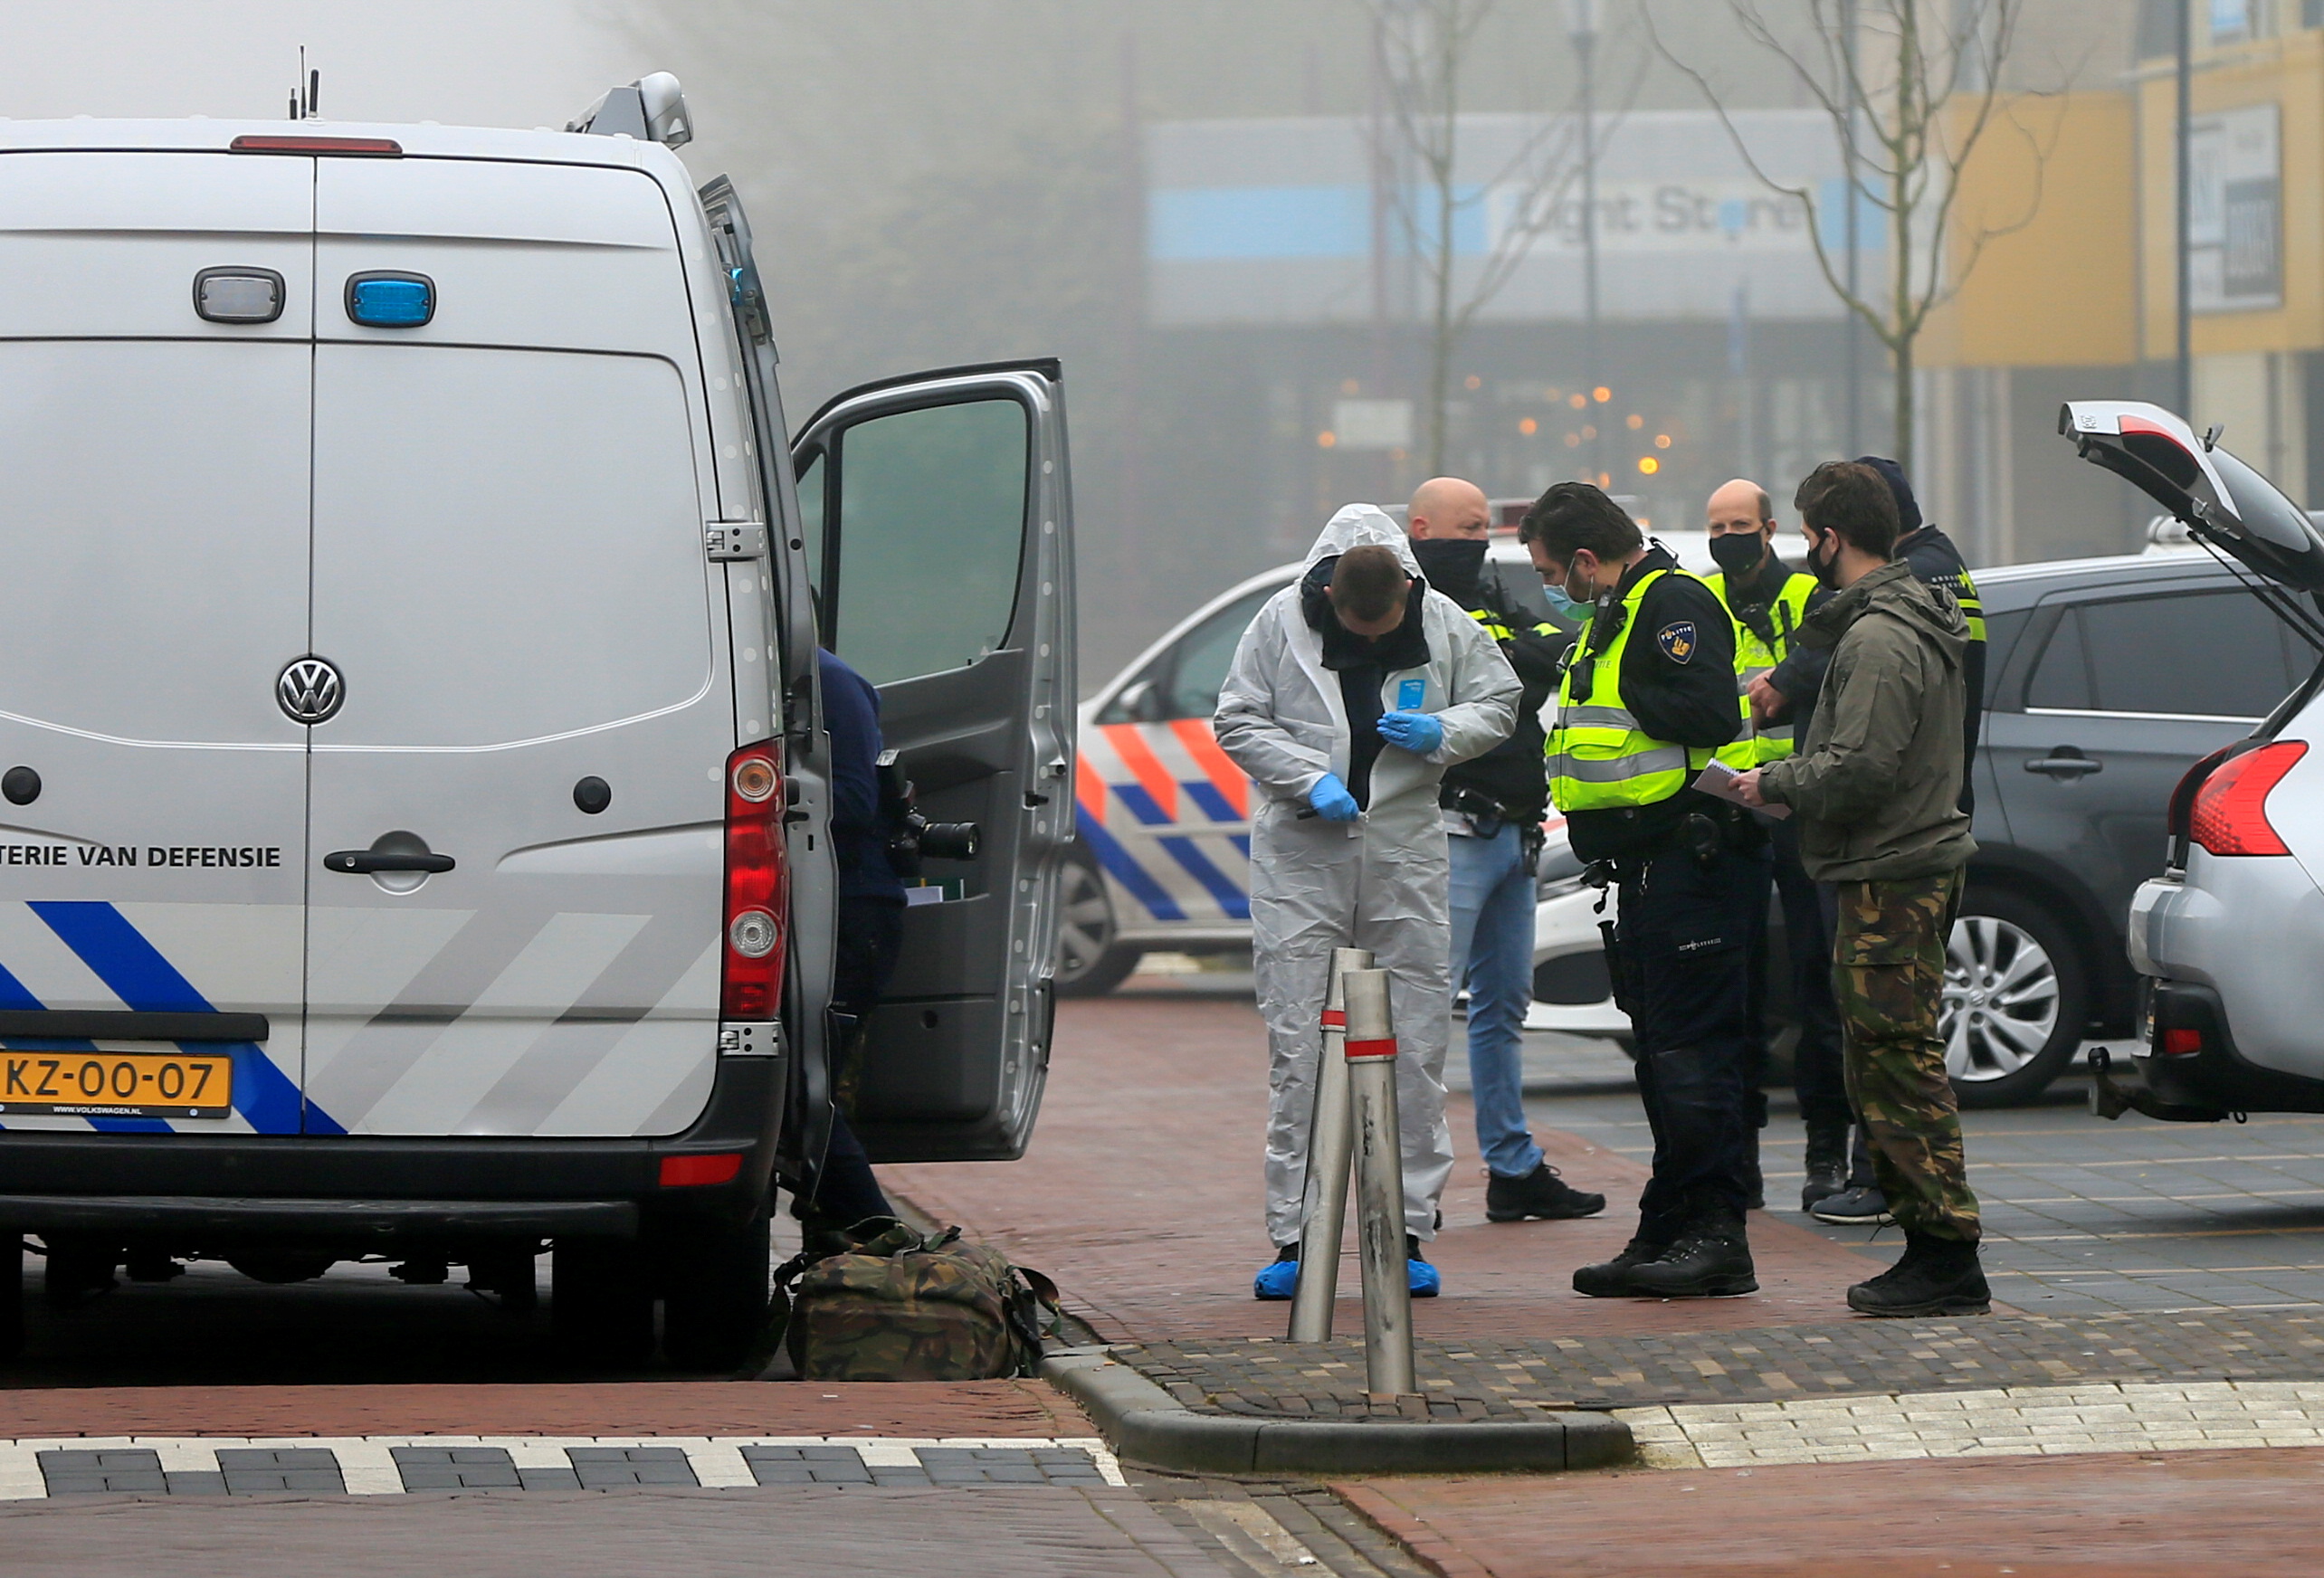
top-left (346, 272), bottom-right (434, 328)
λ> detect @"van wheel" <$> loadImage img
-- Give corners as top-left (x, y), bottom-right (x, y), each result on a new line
top-left (1054, 851), bottom-right (1139, 997)
top-left (1, 1238), bottom-right (22, 1363)
top-left (552, 1239), bottom-right (653, 1369)
top-left (1945, 889), bottom-right (2089, 1109)
top-left (659, 1211), bottom-right (773, 1373)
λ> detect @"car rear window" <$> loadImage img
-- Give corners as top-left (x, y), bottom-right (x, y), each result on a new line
top-left (2028, 589), bottom-right (2306, 719)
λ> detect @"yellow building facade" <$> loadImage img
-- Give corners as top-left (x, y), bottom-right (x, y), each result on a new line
top-left (1923, 6), bottom-right (2324, 562)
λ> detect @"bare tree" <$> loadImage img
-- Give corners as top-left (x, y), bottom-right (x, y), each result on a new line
top-left (1650, 0), bottom-right (2057, 474)
top-left (1367, 0), bottom-right (1606, 477)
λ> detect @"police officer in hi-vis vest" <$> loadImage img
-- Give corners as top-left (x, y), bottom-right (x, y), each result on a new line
top-left (1702, 479), bottom-right (1852, 1215)
top-left (1520, 482), bottom-right (1763, 1298)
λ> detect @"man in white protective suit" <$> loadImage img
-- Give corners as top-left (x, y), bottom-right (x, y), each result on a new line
top-left (1214, 505), bottom-right (1520, 1300)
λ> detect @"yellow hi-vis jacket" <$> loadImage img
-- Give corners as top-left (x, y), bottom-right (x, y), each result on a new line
top-left (1705, 567), bottom-right (1817, 767)
top-left (1548, 566), bottom-right (1746, 813)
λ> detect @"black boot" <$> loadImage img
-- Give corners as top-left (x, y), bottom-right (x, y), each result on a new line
top-left (1487, 1163), bottom-right (1607, 1222)
top-left (1572, 1235), bottom-right (1669, 1298)
top-left (1800, 1118), bottom-right (1849, 1212)
top-left (1626, 1210), bottom-right (1758, 1298)
top-left (1846, 1231), bottom-right (1990, 1317)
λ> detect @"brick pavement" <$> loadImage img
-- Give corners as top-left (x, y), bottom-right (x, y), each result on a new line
top-left (1115, 1307), bottom-right (2324, 1417)
top-left (0, 1438), bottom-right (1120, 1497)
top-left (1339, 1449), bottom-right (2324, 1576)
top-left (0, 1380), bottom-right (1091, 1440)
top-left (1621, 1379), bottom-right (2324, 1467)
top-left (884, 999), bottom-right (1891, 1344)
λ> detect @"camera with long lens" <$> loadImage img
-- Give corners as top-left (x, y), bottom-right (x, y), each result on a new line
top-left (876, 749), bottom-right (981, 879)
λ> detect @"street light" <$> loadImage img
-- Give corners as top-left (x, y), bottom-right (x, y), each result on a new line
top-left (1567, 0), bottom-right (1600, 484)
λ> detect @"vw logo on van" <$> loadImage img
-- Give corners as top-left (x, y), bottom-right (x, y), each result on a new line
top-left (277, 656), bottom-right (345, 725)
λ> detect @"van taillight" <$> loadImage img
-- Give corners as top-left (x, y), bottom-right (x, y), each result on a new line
top-left (721, 744), bottom-right (786, 1019)
top-left (2190, 741), bottom-right (2307, 858)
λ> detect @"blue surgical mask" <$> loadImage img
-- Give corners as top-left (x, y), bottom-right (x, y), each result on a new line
top-left (1541, 584), bottom-right (1582, 621)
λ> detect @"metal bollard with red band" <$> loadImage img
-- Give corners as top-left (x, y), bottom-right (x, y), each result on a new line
top-left (1342, 965), bottom-right (1415, 1395)
top-left (1290, 946), bottom-right (1372, 1342)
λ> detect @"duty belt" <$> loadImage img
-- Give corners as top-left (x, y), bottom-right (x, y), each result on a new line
top-left (1443, 785), bottom-right (1537, 826)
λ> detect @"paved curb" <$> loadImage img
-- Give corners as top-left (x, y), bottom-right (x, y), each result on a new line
top-left (1039, 1349), bottom-right (1633, 1476)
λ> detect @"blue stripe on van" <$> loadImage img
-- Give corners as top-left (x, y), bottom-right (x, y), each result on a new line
top-left (1156, 836), bottom-right (1251, 920)
top-left (28, 901), bottom-right (336, 1137)
top-left (1076, 816), bottom-right (1185, 923)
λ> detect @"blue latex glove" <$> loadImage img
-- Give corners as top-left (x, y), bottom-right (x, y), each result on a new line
top-left (1309, 773), bottom-right (1360, 822)
top-left (1376, 710), bottom-right (1444, 756)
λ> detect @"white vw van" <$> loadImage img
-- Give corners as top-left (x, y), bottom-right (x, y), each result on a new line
top-left (0, 77), bottom-right (1074, 1369)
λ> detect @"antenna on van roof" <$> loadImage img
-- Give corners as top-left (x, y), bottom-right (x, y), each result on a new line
top-left (288, 48), bottom-right (319, 121)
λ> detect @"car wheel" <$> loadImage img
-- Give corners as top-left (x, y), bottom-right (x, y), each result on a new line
top-left (659, 1210), bottom-right (773, 1373)
top-left (552, 1238), bottom-right (654, 1370)
top-left (1053, 851), bottom-right (1140, 997)
top-left (1944, 889), bottom-right (2089, 1108)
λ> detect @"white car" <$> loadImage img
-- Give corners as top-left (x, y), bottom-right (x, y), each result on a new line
top-left (1062, 521), bottom-right (1718, 1034)
top-left (2064, 403), bottom-right (2324, 1122)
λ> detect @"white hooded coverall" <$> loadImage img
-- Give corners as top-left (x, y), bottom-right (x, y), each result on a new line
top-left (1214, 506), bottom-right (1521, 1245)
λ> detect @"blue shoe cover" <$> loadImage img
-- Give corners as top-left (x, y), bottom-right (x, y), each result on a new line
top-left (1253, 1255), bottom-right (1300, 1301)
top-left (1407, 1258), bottom-right (1441, 1298)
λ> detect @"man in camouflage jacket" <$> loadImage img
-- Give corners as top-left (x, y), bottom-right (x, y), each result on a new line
top-left (1735, 460), bottom-right (1986, 1318)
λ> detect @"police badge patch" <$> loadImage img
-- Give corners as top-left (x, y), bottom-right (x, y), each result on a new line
top-left (1657, 622), bottom-right (1697, 663)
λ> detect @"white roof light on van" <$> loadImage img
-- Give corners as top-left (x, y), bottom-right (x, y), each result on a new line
top-left (193, 267), bottom-right (284, 325)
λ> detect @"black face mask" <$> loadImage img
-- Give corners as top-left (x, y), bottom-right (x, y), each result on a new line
top-left (1410, 537), bottom-right (1488, 600)
top-left (1806, 528), bottom-right (1843, 590)
top-left (1709, 531), bottom-right (1768, 579)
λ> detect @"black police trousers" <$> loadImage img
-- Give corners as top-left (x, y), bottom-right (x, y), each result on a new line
top-left (805, 896), bottom-right (904, 1229)
top-left (1744, 817), bottom-right (1853, 1132)
top-left (1606, 837), bottom-right (1763, 1238)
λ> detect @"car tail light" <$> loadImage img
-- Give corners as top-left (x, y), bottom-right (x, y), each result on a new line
top-left (2167, 743), bottom-right (2243, 851)
top-left (721, 743), bottom-right (787, 1019)
top-left (658, 1153), bottom-right (743, 1187)
top-left (2160, 1027), bottom-right (2203, 1058)
top-left (2189, 741), bottom-right (2307, 858)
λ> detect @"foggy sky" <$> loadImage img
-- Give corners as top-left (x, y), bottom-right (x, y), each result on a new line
top-left (0, 1), bottom-right (632, 129)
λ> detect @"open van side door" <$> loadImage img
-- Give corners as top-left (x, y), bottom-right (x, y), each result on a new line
top-left (791, 364), bottom-right (1076, 1161)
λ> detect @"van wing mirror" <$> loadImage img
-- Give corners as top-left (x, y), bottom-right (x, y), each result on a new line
top-left (2062, 400), bottom-right (2324, 594)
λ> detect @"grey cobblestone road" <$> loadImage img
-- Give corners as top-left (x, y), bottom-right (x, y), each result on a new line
top-left (1516, 1035), bottom-right (2324, 1315)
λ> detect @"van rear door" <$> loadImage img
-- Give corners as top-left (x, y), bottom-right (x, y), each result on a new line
top-left (298, 157), bottom-right (732, 1139)
top-left (790, 365), bottom-right (1075, 1160)
top-left (0, 153), bottom-right (314, 1136)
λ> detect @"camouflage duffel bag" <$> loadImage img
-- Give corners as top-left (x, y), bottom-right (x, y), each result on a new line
top-left (781, 1220), bottom-right (1060, 1382)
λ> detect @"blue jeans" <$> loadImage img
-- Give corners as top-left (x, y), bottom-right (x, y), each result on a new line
top-left (1448, 825), bottom-right (1544, 1180)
